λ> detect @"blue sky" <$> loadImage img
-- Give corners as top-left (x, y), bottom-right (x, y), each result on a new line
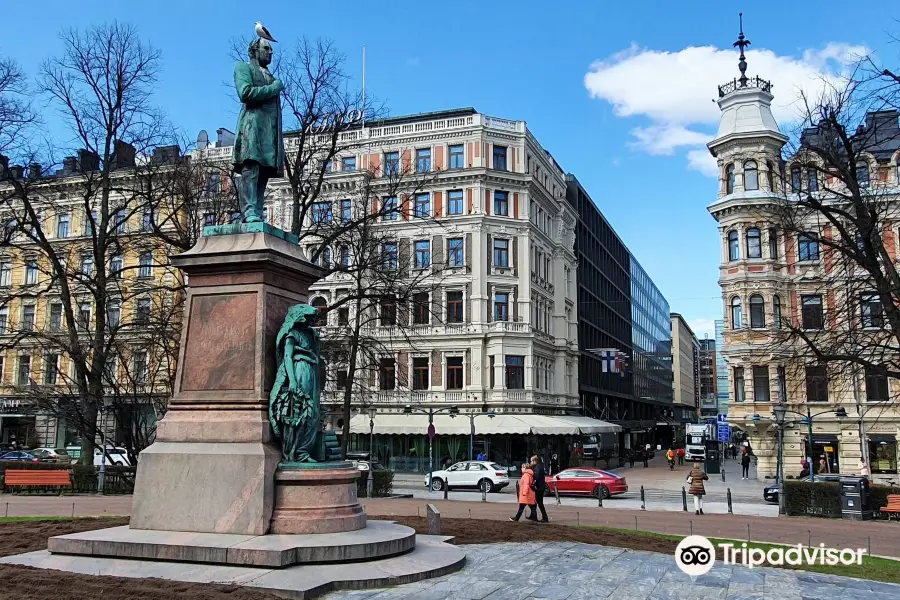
top-left (4, 0), bottom-right (897, 337)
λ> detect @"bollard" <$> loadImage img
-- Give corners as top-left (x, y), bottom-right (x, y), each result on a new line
top-left (868, 536), bottom-right (871, 557)
top-left (4, 502), bottom-right (7, 518)
top-left (71, 502), bottom-right (75, 518)
top-left (690, 520), bottom-right (693, 536)
top-left (598, 488), bottom-right (603, 508)
top-left (468, 509), bottom-right (471, 519)
top-left (721, 468), bottom-right (726, 482)
top-left (640, 485), bottom-right (645, 510)
top-left (443, 483), bottom-right (448, 500)
top-left (554, 484), bottom-right (561, 506)
top-left (481, 483), bottom-right (487, 503)
top-left (681, 487), bottom-right (688, 512)
top-left (727, 488), bottom-right (733, 514)
top-left (634, 515), bottom-right (638, 531)
top-left (577, 511), bottom-right (580, 526)
top-left (747, 523), bottom-right (750, 542)
top-left (417, 506), bottom-right (420, 518)
top-left (807, 530), bottom-right (811, 547)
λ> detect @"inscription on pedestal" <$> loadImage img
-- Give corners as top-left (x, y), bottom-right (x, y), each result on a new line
top-left (182, 293), bottom-right (257, 391)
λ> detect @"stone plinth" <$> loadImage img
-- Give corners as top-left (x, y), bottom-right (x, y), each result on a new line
top-left (131, 230), bottom-right (324, 535)
top-left (269, 463), bottom-right (366, 535)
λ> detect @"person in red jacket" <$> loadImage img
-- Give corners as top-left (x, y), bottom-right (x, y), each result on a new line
top-left (676, 446), bottom-right (685, 466)
top-left (510, 463), bottom-right (538, 522)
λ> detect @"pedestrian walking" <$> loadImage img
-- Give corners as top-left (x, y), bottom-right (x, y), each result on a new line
top-left (530, 455), bottom-right (549, 522)
top-left (666, 447), bottom-right (676, 471)
top-left (732, 445), bottom-right (738, 460)
top-left (687, 463), bottom-right (709, 515)
top-left (818, 458), bottom-right (828, 474)
top-left (510, 463), bottom-right (538, 522)
top-left (642, 447), bottom-right (649, 468)
top-left (550, 453), bottom-right (559, 476)
top-left (676, 447), bottom-right (685, 466)
top-left (859, 458), bottom-right (870, 478)
top-left (741, 451), bottom-right (751, 479)
top-left (628, 449), bottom-right (635, 468)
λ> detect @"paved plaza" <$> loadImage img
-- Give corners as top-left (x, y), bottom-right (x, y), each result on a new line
top-left (321, 541), bottom-right (900, 600)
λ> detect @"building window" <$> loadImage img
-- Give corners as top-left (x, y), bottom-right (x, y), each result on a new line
top-left (727, 230), bottom-right (739, 261)
top-left (446, 357), bottom-right (464, 390)
top-left (80, 255), bottom-right (94, 277)
top-left (731, 297), bottom-right (742, 329)
top-left (415, 148), bottom-right (431, 173)
top-left (109, 254), bottom-right (123, 279)
top-left (752, 366), bottom-right (770, 402)
top-left (801, 295), bottom-right (824, 329)
top-left (768, 228), bottom-right (778, 259)
top-left (449, 144), bottom-right (464, 169)
top-left (446, 291), bottom-right (463, 323)
top-left (335, 200), bottom-right (350, 225)
top-left (493, 145), bottom-right (507, 170)
top-left (0, 262), bottom-right (10, 287)
top-left (448, 190), bottom-right (463, 215)
top-left (342, 156), bottom-right (356, 172)
top-left (321, 247), bottom-right (331, 269)
top-left (766, 161), bottom-right (775, 190)
top-left (142, 208), bottom-right (153, 232)
top-left (17, 355), bottom-right (31, 385)
top-left (744, 160), bottom-right (759, 191)
top-left (865, 367), bottom-right (889, 402)
top-left (493, 239), bottom-right (509, 268)
top-left (138, 252), bottom-right (152, 278)
top-left (312, 201), bottom-right (333, 224)
top-left (870, 438), bottom-right (897, 474)
top-left (113, 209), bottom-right (128, 234)
top-left (805, 365), bottom-right (828, 402)
top-left (447, 238), bottom-right (464, 267)
top-left (860, 293), bottom-right (884, 328)
top-left (414, 193), bottom-right (430, 218)
top-left (203, 212), bottom-right (216, 227)
top-left (746, 227), bottom-right (761, 258)
top-left (380, 296), bottom-right (397, 326)
top-left (49, 303), bottom-right (62, 331)
top-left (21, 305), bottom-right (35, 331)
top-left (733, 367), bottom-right (745, 402)
top-left (25, 260), bottom-right (39, 284)
top-left (798, 233), bottom-right (820, 261)
top-left (83, 209), bottom-right (97, 236)
top-left (725, 164), bottom-right (735, 194)
top-left (136, 298), bottom-right (151, 325)
top-left (44, 354), bottom-right (59, 385)
top-left (412, 292), bottom-right (429, 325)
top-left (78, 302), bottom-right (91, 330)
top-left (336, 369), bottom-right (349, 390)
top-left (382, 242), bottom-right (398, 270)
top-left (412, 357), bottom-right (429, 390)
top-left (133, 351), bottom-right (148, 385)
top-left (414, 240), bottom-right (430, 269)
top-left (310, 297), bottom-right (327, 327)
top-left (340, 245), bottom-right (350, 267)
top-left (493, 191), bottom-right (509, 216)
top-left (382, 196), bottom-right (399, 220)
top-left (104, 301), bottom-right (120, 328)
top-left (749, 294), bottom-right (765, 328)
top-left (506, 355), bottom-right (524, 389)
top-left (337, 306), bottom-right (349, 326)
top-left (57, 214), bottom-right (70, 238)
top-left (494, 292), bottom-right (509, 322)
top-left (791, 167), bottom-right (802, 192)
top-left (379, 358), bottom-right (396, 390)
top-left (772, 295), bottom-right (781, 328)
top-left (0, 307), bottom-right (7, 334)
top-left (384, 151), bottom-right (399, 177)
top-left (807, 169), bottom-right (818, 192)
top-left (856, 161), bottom-right (869, 188)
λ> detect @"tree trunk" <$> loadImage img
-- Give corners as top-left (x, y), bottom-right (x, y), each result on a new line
top-left (78, 403), bottom-right (99, 466)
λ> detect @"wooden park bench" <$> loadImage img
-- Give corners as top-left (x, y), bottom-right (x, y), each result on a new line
top-left (3, 470), bottom-right (72, 494)
top-left (881, 494), bottom-right (900, 520)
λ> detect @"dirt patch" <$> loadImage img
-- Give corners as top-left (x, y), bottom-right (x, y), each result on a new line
top-left (0, 516), bottom-right (677, 599)
top-left (390, 516), bottom-right (679, 554)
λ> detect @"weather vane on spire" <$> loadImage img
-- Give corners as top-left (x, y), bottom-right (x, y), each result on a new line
top-left (733, 12), bottom-right (751, 88)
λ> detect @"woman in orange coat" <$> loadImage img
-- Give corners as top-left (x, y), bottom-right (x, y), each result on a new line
top-left (510, 463), bottom-right (538, 522)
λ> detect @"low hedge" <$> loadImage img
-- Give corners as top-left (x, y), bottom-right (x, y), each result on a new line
top-left (357, 469), bottom-right (394, 498)
top-left (784, 479), bottom-right (900, 519)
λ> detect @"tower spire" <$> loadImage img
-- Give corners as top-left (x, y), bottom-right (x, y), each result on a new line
top-left (733, 12), bottom-right (751, 87)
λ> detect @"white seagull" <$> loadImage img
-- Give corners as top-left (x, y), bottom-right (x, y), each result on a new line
top-left (254, 21), bottom-right (277, 43)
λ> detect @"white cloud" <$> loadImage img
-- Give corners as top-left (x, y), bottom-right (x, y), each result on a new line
top-left (686, 149), bottom-right (718, 177)
top-left (687, 317), bottom-right (716, 340)
top-left (584, 43), bottom-right (868, 174)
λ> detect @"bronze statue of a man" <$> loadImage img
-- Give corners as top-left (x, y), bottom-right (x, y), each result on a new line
top-left (232, 38), bottom-right (284, 223)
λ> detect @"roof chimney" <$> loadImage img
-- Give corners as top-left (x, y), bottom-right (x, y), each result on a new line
top-left (27, 163), bottom-right (42, 179)
top-left (216, 128), bottom-right (235, 147)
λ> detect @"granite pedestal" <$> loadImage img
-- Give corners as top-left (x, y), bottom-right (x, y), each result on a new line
top-left (270, 464), bottom-right (367, 534)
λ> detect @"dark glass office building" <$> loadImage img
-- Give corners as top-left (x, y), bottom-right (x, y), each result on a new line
top-left (567, 175), bottom-right (675, 450)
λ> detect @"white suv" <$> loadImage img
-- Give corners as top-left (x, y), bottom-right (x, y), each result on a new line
top-left (425, 461), bottom-right (509, 493)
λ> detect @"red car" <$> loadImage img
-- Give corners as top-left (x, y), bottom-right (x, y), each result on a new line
top-left (547, 467), bottom-right (628, 499)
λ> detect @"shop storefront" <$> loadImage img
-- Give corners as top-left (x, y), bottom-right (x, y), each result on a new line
top-left (804, 435), bottom-right (840, 474)
top-left (868, 434), bottom-right (897, 477)
top-left (0, 399), bottom-right (37, 449)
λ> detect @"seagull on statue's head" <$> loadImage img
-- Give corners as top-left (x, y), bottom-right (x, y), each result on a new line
top-left (254, 21), bottom-right (277, 43)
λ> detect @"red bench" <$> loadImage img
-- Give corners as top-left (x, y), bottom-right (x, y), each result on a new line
top-left (882, 494), bottom-right (900, 520)
top-left (4, 470), bottom-right (72, 494)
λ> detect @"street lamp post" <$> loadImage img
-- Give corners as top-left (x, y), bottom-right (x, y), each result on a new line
top-left (367, 406), bottom-right (376, 498)
top-left (403, 404), bottom-right (459, 491)
top-left (468, 410), bottom-right (496, 461)
top-left (772, 403), bottom-right (786, 515)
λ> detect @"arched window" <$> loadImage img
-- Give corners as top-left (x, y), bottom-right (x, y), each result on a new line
top-left (807, 168), bottom-right (818, 192)
top-left (744, 160), bottom-right (759, 191)
top-left (746, 227), bottom-right (762, 259)
top-left (725, 164), bottom-right (735, 194)
top-left (750, 294), bottom-right (765, 328)
top-left (856, 161), bottom-right (870, 188)
top-left (731, 297), bottom-right (743, 330)
top-left (773, 295), bottom-right (782, 328)
top-left (766, 161), bottom-right (774, 191)
top-left (791, 167), bottom-right (802, 192)
top-left (322, 247), bottom-right (332, 269)
top-left (728, 230), bottom-right (740, 261)
top-left (311, 296), bottom-right (328, 327)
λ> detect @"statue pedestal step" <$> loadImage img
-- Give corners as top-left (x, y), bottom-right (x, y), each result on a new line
top-left (269, 463), bottom-right (366, 534)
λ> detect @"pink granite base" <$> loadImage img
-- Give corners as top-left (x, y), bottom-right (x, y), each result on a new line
top-left (269, 465), bottom-right (366, 535)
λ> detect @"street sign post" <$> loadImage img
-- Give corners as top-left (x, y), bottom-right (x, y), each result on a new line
top-left (717, 423), bottom-right (730, 443)
top-left (427, 423), bottom-right (436, 439)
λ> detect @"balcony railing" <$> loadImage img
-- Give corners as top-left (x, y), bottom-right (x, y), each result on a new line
top-left (717, 76), bottom-right (772, 98)
top-left (489, 321), bottom-right (529, 333)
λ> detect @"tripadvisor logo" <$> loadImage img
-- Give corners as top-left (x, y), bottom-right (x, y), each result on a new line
top-left (675, 535), bottom-right (867, 575)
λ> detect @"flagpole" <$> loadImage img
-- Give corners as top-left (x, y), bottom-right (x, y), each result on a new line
top-left (361, 45), bottom-right (366, 129)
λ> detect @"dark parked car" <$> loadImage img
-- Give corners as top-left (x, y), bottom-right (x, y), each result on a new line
top-left (0, 451), bottom-right (40, 462)
top-left (764, 473), bottom-right (842, 503)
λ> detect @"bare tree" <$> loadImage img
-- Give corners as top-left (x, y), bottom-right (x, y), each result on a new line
top-left (0, 55), bottom-right (38, 156)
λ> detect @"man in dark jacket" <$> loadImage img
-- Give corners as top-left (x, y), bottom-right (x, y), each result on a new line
top-left (530, 455), bottom-right (549, 522)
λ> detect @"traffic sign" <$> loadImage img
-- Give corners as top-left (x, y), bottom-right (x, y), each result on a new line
top-left (717, 414), bottom-right (728, 423)
top-left (427, 423), bottom-right (436, 439)
top-left (717, 423), bottom-right (730, 443)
